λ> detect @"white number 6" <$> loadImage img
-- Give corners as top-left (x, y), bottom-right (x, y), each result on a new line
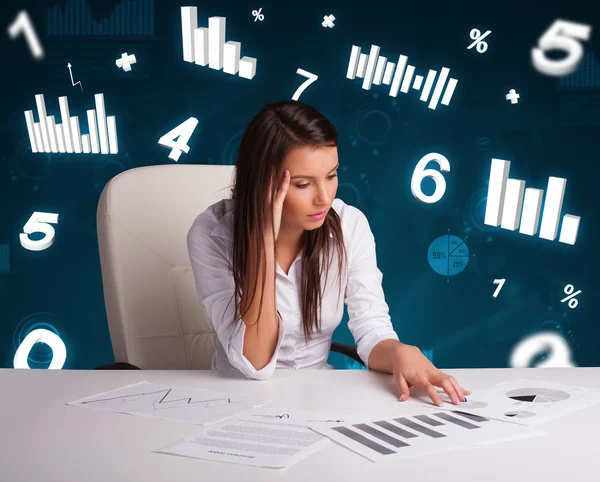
top-left (531, 19), bottom-right (592, 77)
top-left (19, 211), bottom-right (59, 251)
top-left (410, 152), bottom-right (451, 204)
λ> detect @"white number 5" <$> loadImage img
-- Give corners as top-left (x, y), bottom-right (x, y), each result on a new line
top-left (531, 19), bottom-right (592, 77)
top-left (19, 211), bottom-right (59, 251)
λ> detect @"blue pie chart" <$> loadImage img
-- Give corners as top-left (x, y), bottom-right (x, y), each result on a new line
top-left (427, 234), bottom-right (470, 276)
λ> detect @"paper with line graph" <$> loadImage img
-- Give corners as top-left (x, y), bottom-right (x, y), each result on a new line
top-left (66, 380), bottom-right (269, 426)
top-left (309, 410), bottom-right (546, 462)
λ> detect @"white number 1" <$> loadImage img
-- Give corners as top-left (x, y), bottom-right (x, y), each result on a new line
top-left (531, 19), bottom-right (592, 77)
top-left (158, 117), bottom-right (199, 162)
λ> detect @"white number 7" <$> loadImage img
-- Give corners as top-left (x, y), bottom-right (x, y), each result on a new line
top-left (292, 68), bottom-right (318, 101)
top-left (19, 211), bottom-right (59, 251)
top-left (531, 19), bottom-right (592, 77)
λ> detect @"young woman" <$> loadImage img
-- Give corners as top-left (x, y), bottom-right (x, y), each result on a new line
top-left (188, 100), bottom-right (470, 407)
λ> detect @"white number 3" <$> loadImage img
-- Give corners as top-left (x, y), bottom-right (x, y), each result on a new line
top-left (158, 117), bottom-right (199, 161)
top-left (531, 19), bottom-right (593, 77)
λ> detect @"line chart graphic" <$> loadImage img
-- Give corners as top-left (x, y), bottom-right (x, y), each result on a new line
top-left (67, 381), bottom-right (267, 425)
top-left (79, 387), bottom-right (243, 410)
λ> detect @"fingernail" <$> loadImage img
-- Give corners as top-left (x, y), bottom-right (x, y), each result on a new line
top-left (436, 401), bottom-right (443, 407)
top-left (464, 397), bottom-right (468, 402)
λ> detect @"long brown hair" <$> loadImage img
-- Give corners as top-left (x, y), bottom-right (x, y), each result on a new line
top-left (228, 100), bottom-right (348, 342)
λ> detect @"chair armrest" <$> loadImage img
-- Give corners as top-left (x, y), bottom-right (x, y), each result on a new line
top-left (94, 362), bottom-right (141, 370)
top-left (330, 342), bottom-right (365, 367)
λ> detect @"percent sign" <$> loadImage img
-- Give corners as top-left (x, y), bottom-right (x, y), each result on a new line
top-left (561, 284), bottom-right (581, 309)
top-left (467, 29), bottom-right (491, 53)
top-left (252, 8), bottom-right (264, 21)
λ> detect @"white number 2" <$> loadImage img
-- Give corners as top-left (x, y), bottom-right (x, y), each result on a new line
top-left (158, 117), bottom-right (199, 161)
top-left (531, 19), bottom-right (592, 77)
top-left (19, 211), bottom-right (59, 251)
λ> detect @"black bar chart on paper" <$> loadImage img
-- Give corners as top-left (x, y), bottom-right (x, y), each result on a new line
top-left (309, 410), bottom-right (545, 462)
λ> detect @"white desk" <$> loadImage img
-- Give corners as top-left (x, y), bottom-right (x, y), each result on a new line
top-left (2, 367), bottom-right (599, 482)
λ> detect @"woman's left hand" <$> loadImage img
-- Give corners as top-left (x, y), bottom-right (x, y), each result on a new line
top-left (392, 343), bottom-right (471, 407)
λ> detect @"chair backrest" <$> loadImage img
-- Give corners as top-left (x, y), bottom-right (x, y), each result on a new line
top-left (96, 164), bottom-right (236, 369)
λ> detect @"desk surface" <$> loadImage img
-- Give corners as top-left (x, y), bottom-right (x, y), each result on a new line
top-left (2, 367), bottom-right (599, 482)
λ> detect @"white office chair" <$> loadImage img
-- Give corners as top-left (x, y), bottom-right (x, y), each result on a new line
top-left (95, 164), bottom-right (363, 370)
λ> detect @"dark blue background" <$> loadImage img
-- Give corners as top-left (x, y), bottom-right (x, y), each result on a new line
top-left (1, 0), bottom-right (598, 370)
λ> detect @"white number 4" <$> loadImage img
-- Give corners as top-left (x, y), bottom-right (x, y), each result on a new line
top-left (158, 117), bottom-right (199, 161)
top-left (20, 211), bottom-right (59, 251)
top-left (531, 19), bottom-right (592, 77)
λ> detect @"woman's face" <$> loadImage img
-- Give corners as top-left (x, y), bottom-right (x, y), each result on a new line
top-left (279, 145), bottom-right (339, 232)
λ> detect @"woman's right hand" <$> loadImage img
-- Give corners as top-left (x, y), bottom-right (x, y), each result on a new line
top-left (266, 169), bottom-right (290, 241)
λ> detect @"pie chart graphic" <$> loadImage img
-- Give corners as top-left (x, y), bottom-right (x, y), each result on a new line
top-left (427, 234), bottom-right (471, 277)
top-left (506, 388), bottom-right (571, 403)
top-left (504, 411), bottom-right (536, 418)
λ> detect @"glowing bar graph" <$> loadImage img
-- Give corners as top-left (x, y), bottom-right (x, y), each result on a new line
top-left (519, 188), bottom-right (544, 236)
top-left (24, 93), bottom-right (118, 155)
top-left (223, 41), bottom-right (240, 75)
top-left (347, 45), bottom-right (458, 110)
top-left (484, 158), bottom-right (580, 245)
top-left (181, 6), bottom-right (257, 80)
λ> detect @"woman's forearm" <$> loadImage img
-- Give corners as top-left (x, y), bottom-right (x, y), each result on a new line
top-left (368, 339), bottom-right (404, 373)
top-left (240, 232), bottom-right (279, 371)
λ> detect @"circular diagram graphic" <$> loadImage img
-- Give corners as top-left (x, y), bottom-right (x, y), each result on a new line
top-left (458, 400), bottom-right (488, 409)
top-left (506, 388), bottom-right (571, 403)
top-left (504, 411), bottom-right (536, 418)
top-left (427, 234), bottom-right (471, 277)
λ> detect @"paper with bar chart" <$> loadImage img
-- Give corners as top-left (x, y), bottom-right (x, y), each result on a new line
top-left (309, 410), bottom-right (545, 463)
top-left (483, 158), bottom-right (581, 245)
top-left (346, 44), bottom-right (458, 110)
top-left (66, 380), bottom-right (269, 426)
top-left (181, 6), bottom-right (257, 80)
top-left (24, 93), bottom-right (118, 155)
top-left (425, 379), bottom-right (600, 427)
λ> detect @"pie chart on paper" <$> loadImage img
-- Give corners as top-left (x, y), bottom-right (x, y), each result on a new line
top-left (506, 388), bottom-right (571, 404)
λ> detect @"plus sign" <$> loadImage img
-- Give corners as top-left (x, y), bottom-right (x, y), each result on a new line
top-left (505, 89), bottom-right (520, 104)
top-left (116, 52), bottom-right (137, 72)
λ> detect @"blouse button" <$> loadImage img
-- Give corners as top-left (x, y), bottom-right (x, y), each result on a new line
top-left (293, 311), bottom-right (299, 318)
top-left (288, 282), bottom-right (295, 289)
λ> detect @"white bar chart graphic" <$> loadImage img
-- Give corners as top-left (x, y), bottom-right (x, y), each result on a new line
top-left (346, 44), bottom-right (458, 110)
top-left (484, 158), bottom-right (580, 245)
top-left (24, 93), bottom-right (118, 155)
top-left (181, 6), bottom-right (257, 80)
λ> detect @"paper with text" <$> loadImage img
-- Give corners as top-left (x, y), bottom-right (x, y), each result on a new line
top-left (153, 408), bottom-right (362, 469)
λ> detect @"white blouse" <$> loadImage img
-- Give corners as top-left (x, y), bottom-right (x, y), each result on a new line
top-left (187, 197), bottom-right (399, 380)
